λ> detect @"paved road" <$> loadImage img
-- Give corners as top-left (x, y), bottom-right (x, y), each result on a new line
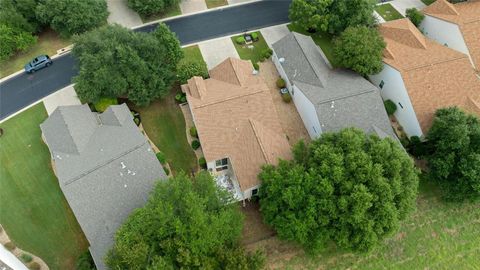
top-left (0, 0), bottom-right (291, 120)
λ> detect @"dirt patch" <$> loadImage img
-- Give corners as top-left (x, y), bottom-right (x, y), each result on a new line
top-left (443, 227), bottom-right (458, 235)
top-left (431, 231), bottom-right (438, 238)
top-left (395, 231), bottom-right (407, 241)
top-left (240, 201), bottom-right (275, 246)
top-left (259, 60), bottom-right (310, 146)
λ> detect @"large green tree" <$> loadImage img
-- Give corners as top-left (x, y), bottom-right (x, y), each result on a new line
top-left (72, 24), bottom-right (183, 106)
top-left (426, 107), bottom-right (480, 201)
top-left (0, 24), bottom-right (37, 60)
top-left (334, 26), bottom-right (385, 76)
top-left (289, 0), bottom-right (377, 34)
top-left (36, 0), bottom-right (108, 36)
top-left (127, 0), bottom-right (180, 16)
top-left (259, 128), bottom-right (419, 252)
top-left (106, 172), bottom-right (264, 269)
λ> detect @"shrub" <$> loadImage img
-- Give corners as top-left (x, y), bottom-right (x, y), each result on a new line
top-left (259, 56), bottom-right (266, 62)
top-left (28, 262), bottom-right (41, 270)
top-left (236, 36), bottom-right (246, 44)
top-left (156, 152), bottom-right (166, 165)
top-left (127, 0), bottom-right (180, 16)
top-left (384, 99), bottom-right (397, 115)
top-left (175, 93), bottom-right (187, 103)
top-left (133, 117), bottom-right (140, 126)
top-left (282, 93), bottom-right (292, 103)
top-left (20, 253), bottom-right (33, 263)
top-left (76, 250), bottom-right (95, 270)
top-left (262, 48), bottom-right (273, 59)
top-left (406, 8), bottom-right (425, 27)
top-left (276, 78), bottom-right (286, 88)
top-left (190, 126), bottom-right (198, 138)
top-left (408, 135), bottom-right (428, 158)
top-left (191, 140), bottom-right (201, 150)
top-left (199, 157), bottom-right (207, 169)
top-left (252, 62), bottom-right (259, 71)
top-left (4, 242), bottom-right (15, 251)
top-left (180, 95), bottom-right (187, 103)
top-left (251, 32), bottom-right (259, 41)
top-left (177, 61), bottom-right (209, 84)
top-left (93, 97), bottom-right (118, 112)
top-left (163, 165), bottom-right (170, 176)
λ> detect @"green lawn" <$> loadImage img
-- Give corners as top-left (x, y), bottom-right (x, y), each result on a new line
top-left (141, 4), bottom-right (182, 23)
top-left (0, 103), bottom-right (89, 270)
top-left (375, 3), bottom-right (404, 21)
top-left (421, 0), bottom-right (436, 5)
top-left (0, 29), bottom-right (71, 78)
top-left (231, 32), bottom-right (270, 65)
top-left (205, 0), bottom-right (228, 9)
top-left (287, 24), bottom-right (340, 68)
top-left (278, 177), bottom-right (480, 269)
top-left (134, 89), bottom-right (198, 175)
top-left (180, 45), bottom-right (206, 67)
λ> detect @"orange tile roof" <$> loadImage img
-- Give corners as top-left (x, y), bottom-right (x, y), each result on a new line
top-left (423, 0), bottom-right (480, 69)
top-left (379, 18), bottom-right (480, 132)
top-left (182, 58), bottom-right (292, 191)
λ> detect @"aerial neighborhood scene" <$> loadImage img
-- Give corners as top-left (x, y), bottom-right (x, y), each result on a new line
top-left (0, 0), bottom-right (479, 269)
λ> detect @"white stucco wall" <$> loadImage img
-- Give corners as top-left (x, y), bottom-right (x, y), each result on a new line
top-left (369, 64), bottom-right (423, 137)
top-left (272, 51), bottom-right (322, 139)
top-left (420, 15), bottom-right (475, 68)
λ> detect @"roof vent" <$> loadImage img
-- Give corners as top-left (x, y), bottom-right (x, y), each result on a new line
top-left (279, 57), bottom-right (285, 63)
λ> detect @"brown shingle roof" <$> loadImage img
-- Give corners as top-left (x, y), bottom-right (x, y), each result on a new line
top-left (379, 18), bottom-right (480, 132)
top-left (182, 58), bottom-right (291, 191)
top-left (423, 0), bottom-right (480, 69)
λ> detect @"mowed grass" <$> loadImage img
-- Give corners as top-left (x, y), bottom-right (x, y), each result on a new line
top-left (287, 24), bottom-right (340, 68)
top-left (0, 29), bottom-right (71, 78)
top-left (206, 0), bottom-right (228, 9)
top-left (375, 3), bottom-right (404, 21)
top-left (180, 45), bottom-right (205, 67)
top-left (231, 31), bottom-right (270, 65)
top-left (134, 89), bottom-right (197, 175)
top-left (267, 178), bottom-right (480, 269)
top-left (0, 103), bottom-right (89, 270)
top-left (141, 4), bottom-right (182, 23)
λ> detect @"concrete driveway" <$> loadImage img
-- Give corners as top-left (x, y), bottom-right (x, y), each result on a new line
top-left (199, 37), bottom-right (240, 69)
top-left (107, 0), bottom-right (142, 28)
top-left (43, 84), bottom-right (81, 115)
top-left (261, 24), bottom-right (290, 46)
top-left (390, 0), bottom-right (426, 15)
top-left (180, 0), bottom-right (207, 14)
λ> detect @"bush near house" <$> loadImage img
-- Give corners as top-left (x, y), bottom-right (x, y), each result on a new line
top-left (276, 78), bottom-right (286, 88)
top-left (199, 157), bottom-right (207, 169)
top-left (156, 151), bottom-right (166, 165)
top-left (253, 62), bottom-right (259, 71)
top-left (191, 140), bottom-right (201, 150)
top-left (93, 97), bottom-right (118, 112)
top-left (20, 253), bottom-right (33, 263)
top-left (190, 126), bottom-right (198, 138)
top-left (384, 99), bottom-right (397, 115)
top-left (28, 262), bottom-right (41, 270)
top-left (406, 8), bottom-right (425, 27)
top-left (177, 61), bottom-right (209, 84)
top-left (236, 36), bottom-right (246, 44)
top-left (262, 48), bottom-right (273, 59)
top-left (76, 251), bottom-right (95, 270)
top-left (281, 93), bottom-right (292, 103)
top-left (163, 165), bottom-right (170, 175)
top-left (4, 242), bottom-right (15, 251)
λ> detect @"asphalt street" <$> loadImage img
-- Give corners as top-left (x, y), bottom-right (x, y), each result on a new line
top-left (0, 0), bottom-right (291, 120)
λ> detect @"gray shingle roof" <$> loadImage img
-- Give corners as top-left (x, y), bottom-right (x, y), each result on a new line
top-left (273, 32), bottom-right (395, 139)
top-left (40, 103), bottom-right (166, 270)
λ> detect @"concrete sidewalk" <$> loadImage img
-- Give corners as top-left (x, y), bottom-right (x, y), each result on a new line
top-left (107, 0), bottom-right (142, 28)
top-left (180, 0), bottom-right (207, 14)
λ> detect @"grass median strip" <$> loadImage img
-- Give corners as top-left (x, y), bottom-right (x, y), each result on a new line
top-left (375, 3), bottom-right (404, 21)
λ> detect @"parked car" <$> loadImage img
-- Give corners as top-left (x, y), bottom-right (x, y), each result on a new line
top-left (24, 55), bottom-right (52, 73)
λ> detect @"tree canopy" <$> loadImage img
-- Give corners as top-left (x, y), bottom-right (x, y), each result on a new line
top-left (36, 0), bottom-right (108, 36)
top-left (259, 128), bottom-right (419, 252)
top-left (0, 24), bottom-right (37, 60)
top-left (334, 26), bottom-right (386, 76)
top-left (106, 172), bottom-right (264, 269)
top-left (72, 24), bottom-right (183, 106)
top-left (127, 0), bottom-right (180, 16)
top-left (289, 0), bottom-right (377, 34)
top-left (406, 8), bottom-right (425, 27)
top-left (426, 107), bottom-right (480, 201)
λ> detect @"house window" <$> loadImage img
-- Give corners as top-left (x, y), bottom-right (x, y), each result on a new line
top-left (398, 102), bottom-right (404, 109)
top-left (215, 158), bottom-right (228, 171)
top-left (252, 189), bottom-right (258, 197)
top-left (379, 80), bottom-right (385, 89)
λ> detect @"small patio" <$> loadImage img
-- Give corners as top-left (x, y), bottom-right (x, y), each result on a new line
top-left (259, 60), bottom-right (310, 146)
top-left (211, 164), bottom-right (244, 201)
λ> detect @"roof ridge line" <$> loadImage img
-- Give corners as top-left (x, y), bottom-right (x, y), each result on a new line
top-left (316, 88), bottom-right (375, 105)
top-left (403, 55), bottom-right (468, 71)
top-left (193, 88), bottom-right (266, 108)
top-left (292, 33), bottom-right (328, 87)
top-left (63, 141), bottom-right (148, 186)
top-left (249, 119), bottom-right (270, 164)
